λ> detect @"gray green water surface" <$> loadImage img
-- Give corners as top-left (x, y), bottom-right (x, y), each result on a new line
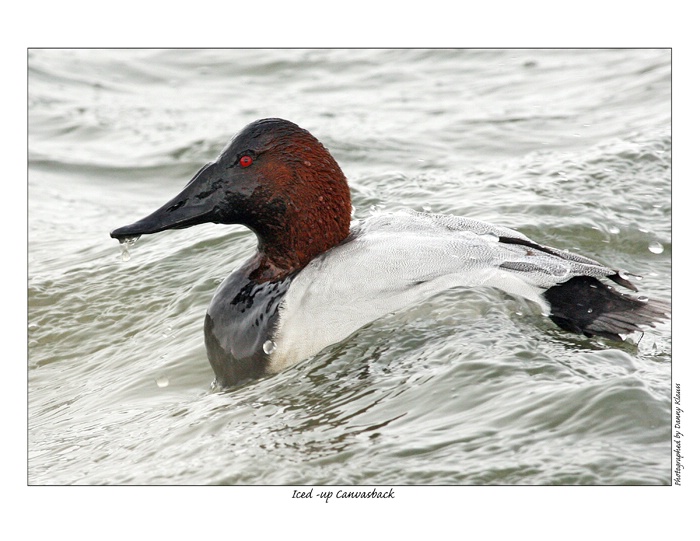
top-left (28, 49), bottom-right (671, 485)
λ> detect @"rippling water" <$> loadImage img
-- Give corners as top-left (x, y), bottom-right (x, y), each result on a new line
top-left (28, 49), bottom-right (671, 485)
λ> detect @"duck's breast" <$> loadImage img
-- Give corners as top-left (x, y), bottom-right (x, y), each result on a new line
top-left (205, 265), bottom-right (293, 383)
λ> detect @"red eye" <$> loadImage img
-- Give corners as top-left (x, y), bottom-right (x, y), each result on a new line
top-left (239, 155), bottom-right (253, 167)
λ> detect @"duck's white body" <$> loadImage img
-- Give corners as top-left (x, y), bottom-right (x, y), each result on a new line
top-left (270, 210), bottom-right (628, 371)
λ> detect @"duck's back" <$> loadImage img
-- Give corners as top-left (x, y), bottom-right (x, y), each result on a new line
top-left (268, 210), bottom-right (657, 371)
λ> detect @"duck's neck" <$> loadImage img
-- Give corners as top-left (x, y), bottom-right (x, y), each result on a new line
top-left (248, 201), bottom-right (352, 283)
top-left (248, 231), bottom-right (350, 283)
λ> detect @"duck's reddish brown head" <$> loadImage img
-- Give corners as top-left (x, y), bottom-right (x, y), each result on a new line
top-left (110, 118), bottom-right (352, 281)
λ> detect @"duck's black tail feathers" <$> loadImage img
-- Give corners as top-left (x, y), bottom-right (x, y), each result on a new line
top-left (543, 275), bottom-right (670, 341)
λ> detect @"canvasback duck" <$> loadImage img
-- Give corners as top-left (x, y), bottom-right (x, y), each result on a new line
top-left (111, 118), bottom-right (670, 388)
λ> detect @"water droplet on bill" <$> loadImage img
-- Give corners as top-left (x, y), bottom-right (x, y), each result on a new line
top-left (118, 235), bottom-right (140, 262)
top-left (156, 376), bottom-right (169, 388)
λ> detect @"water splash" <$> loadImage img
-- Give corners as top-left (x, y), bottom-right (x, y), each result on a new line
top-left (619, 270), bottom-right (642, 282)
top-left (648, 241), bottom-right (664, 254)
top-left (263, 340), bottom-right (277, 354)
top-left (549, 263), bottom-right (570, 278)
top-left (118, 235), bottom-right (140, 262)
